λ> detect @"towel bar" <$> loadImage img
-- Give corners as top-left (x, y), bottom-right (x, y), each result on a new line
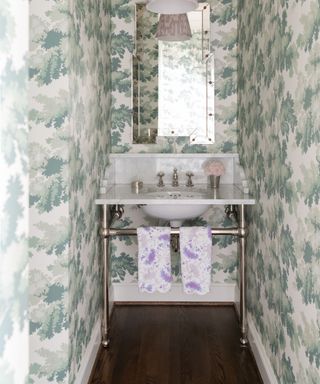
top-left (100, 227), bottom-right (245, 237)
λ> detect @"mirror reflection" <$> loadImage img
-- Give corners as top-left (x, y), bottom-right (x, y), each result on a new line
top-left (132, 3), bottom-right (214, 145)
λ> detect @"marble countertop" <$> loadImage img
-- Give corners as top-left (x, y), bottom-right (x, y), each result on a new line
top-left (96, 184), bottom-right (255, 205)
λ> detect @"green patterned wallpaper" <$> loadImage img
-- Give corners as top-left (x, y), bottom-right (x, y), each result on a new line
top-left (3, 0), bottom-right (319, 382)
top-left (69, 0), bottom-right (111, 382)
top-left (28, 0), bottom-right (70, 382)
top-left (0, 0), bottom-right (29, 382)
top-left (238, 0), bottom-right (320, 382)
top-left (110, 0), bottom-right (239, 288)
top-left (29, 0), bottom-right (111, 382)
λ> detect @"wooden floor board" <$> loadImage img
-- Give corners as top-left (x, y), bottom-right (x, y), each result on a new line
top-left (89, 305), bottom-right (263, 384)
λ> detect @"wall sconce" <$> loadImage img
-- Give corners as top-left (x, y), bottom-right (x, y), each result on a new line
top-left (156, 14), bottom-right (192, 41)
top-left (147, 0), bottom-right (198, 14)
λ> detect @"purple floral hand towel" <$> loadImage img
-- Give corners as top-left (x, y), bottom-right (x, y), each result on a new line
top-left (137, 227), bottom-right (172, 293)
top-left (180, 227), bottom-right (212, 295)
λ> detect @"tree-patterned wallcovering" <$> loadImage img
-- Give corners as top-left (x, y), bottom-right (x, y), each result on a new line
top-left (0, 0), bottom-right (29, 383)
top-left (29, 0), bottom-right (111, 383)
top-left (111, 0), bottom-right (238, 153)
top-left (110, 0), bottom-right (239, 288)
top-left (68, 0), bottom-right (111, 382)
top-left (29, 0), bottom-right (70, 382)
top-left (5, 0), bottom-right (319, 382)
top-left (238, 0), bottom-right (320, 382)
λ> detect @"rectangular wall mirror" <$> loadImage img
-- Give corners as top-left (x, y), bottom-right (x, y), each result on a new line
top-left (132, 2), bottom-right (215, 145)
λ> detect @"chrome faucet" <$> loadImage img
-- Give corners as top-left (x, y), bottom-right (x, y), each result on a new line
top-left (172, 168), bottom-right (179, 187)
top-left (157, 172), bottom-right (165, 187)
top-left (186, 172), bottom-right (194, 187)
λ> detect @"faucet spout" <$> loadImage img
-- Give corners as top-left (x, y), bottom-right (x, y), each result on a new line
top-left (172, 168), bottom-right (179, 187)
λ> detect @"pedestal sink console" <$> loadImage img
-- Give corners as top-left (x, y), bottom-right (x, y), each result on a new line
top-left (96, 181), bottom-right (255, 348)
top-left (95, 153), bottom-right (254, 349)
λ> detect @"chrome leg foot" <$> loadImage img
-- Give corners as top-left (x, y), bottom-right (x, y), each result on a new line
top-left (102, 334), bottom-right (110, 349)
top-left (240, 335), bottom-right (248, 346)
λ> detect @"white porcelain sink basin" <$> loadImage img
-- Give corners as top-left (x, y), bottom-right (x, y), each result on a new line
top-left (141, 190), bottom-right (209, 227)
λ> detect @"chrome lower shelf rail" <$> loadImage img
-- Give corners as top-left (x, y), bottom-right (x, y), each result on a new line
top-left (102, 227), bottom-right (241, 237)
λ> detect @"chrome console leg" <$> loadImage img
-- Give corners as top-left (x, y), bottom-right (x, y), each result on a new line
top-left (100, 204), bottom-right (110, 348)
top-left (239, 204), bottom-right (248, 345)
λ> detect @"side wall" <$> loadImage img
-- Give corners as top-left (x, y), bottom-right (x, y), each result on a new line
top-left (69, 0), bottom-right (111, 382)
top-left (28, 0), bottom-right (112, 382)
top-left (0, 0), bottom-right (29, 382)
top-left (238, 0), bottom-right (320, 382)
top-left (29, 0), bottom-right (70, 382)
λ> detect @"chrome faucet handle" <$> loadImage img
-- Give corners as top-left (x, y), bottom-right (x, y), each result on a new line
top-left (172, 168), bottom-right (179, 187)
top-left (157, 172), bottom-right (165, 187)
top-left (186, 172), bottom-right (194, 187)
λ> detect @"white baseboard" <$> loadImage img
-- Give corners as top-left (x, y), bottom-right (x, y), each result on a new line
top-left (112, 283), bottom-right (236, 302)
top-left (75, 320), bottom-right (101, 384)
top-left (247, 315), bottom-right (278, 384)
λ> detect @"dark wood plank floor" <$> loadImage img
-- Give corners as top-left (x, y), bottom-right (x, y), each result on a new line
top-left (89, 305), bottom-right (263, 384)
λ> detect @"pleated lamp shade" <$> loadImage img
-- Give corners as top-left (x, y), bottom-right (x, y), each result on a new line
top-left (147, 0), bottom-right (198, 14)
top-left (156, 14), bottom-right (192, 41)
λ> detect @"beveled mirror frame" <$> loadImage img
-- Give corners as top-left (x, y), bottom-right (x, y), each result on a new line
top-left (132, 2), bottom-right (215, 145)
